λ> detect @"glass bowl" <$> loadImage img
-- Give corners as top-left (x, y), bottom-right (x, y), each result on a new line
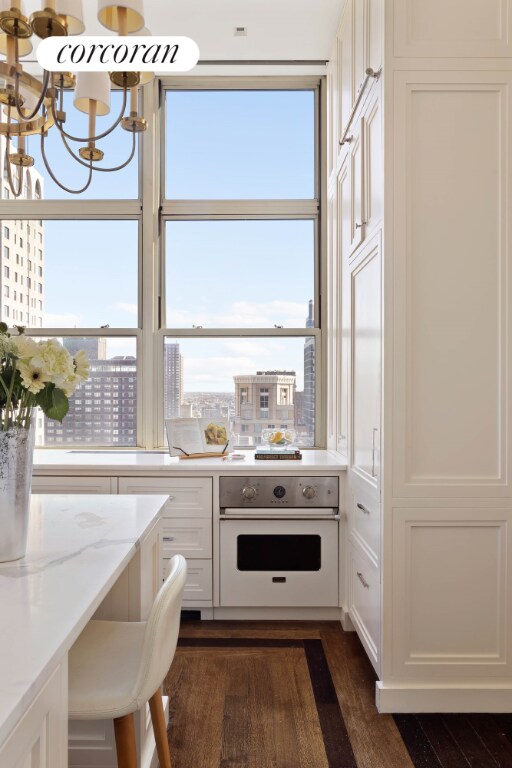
top-left (261, 428), bottom-right (297, 447)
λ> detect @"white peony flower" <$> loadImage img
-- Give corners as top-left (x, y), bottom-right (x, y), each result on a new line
top-left (61, 372), bottom-right (81, 397)
top-left (73, 350), bottom-right (90, 381)
top-left (18, 360), bottom-right (48, 394)
top-left (12, 334), bottom-right (39, 361)
top-left (0, 335), bottom-right (15, 358)
top-left (31, 339), bottom-right (74, 387)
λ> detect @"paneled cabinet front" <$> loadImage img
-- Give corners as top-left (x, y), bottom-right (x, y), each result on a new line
top-left (118, 477), bottom-right (213, 607)
top-left (351, 234), bottom-right (381, 493)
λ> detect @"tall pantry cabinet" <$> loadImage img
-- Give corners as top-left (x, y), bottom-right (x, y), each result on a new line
top-left (327, 0), bottom-right (512, 711)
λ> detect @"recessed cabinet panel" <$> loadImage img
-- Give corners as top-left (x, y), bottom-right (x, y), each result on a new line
top-left (394, 0), bottom-right (512, 57)
top-left (31, 476), bottom-right (115, 494)
top-left (161, 518), bottom-right (212, 559)
top-left (364, 88), bottom-right (383, 236)
top-left (350, 120), bottom-right (365, 255)
top-left (367, 0), bottom-right (383, 72)
top-left (118, 477), bottom-right (212, 516)
top-left (349, 481), bottom-right (380, 563)
top-left (338, 2), bottom-right (353, 143)
top-left (351, 236), bottom-right (381, 488)
top-left (163, 558), bottom-right (212, 602)
top-left (337, 161), bottom-right (350, 456)
top-left (393, 75), bottom-right (509, 495)
top-left (349, 544), bottom-right (380, 673)
top-left (392, 509), bottom-right (509, 680)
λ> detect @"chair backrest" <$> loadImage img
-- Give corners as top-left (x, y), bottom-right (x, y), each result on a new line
top-left (132, 554), bottom-right (187, 708)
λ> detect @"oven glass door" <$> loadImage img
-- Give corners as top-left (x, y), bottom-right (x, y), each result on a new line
top-left (220, 519), bottom-right (338, 607)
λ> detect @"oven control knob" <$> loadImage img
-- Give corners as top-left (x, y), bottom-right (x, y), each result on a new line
top-left (273, 485), bottom-right (286, 499)
top-left (302, 485), bottom-right (316, 500)
top-left (242, 485), bottom-right (257, 501)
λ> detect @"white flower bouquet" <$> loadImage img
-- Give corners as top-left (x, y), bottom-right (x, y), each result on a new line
top-left (0, 323), bottom-right (90, 430)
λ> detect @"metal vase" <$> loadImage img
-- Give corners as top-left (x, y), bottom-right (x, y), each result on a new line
top-left (0, 421), bottom-right (36, 562)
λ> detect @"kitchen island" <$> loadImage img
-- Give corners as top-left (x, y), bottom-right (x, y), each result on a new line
top-left (0, 494), bottom-right (166, 768)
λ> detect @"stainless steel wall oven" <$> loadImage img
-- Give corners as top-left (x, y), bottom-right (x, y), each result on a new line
top-left (219, 476), bottom-right (339, 607)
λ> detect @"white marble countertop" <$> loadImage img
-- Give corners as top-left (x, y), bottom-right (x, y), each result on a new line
top-left (33, 449), bottom-right (347, 475)
top-left (0, 494), bottom-right (167, 747)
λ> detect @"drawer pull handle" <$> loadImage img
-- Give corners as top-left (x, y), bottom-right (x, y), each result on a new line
top-left (167, 496), bottom-right (175, 502)
top-left (163, 536), bottom-right (175, 542)
top-left (357, 571), bottom-right (370, 589)
top-left (355, 221), bottom-right (367, 230)
top-left (272, 576), bottom-right (287, 583)
top-left (356, 503), bottom-right (370, 515)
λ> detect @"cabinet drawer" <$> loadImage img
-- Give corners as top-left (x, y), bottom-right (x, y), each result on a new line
top-left (349, 545), bottom-right (380, 673)
top-left (118, 477), bottom-right (212, 517)
top-left (163, 558), bottom-right (212, 602)
top-left (161, 518), bottom-right (212, 559)
top-left (349, 484), bottom-right (380, 562)
top-left (32, 476), bottom-right (115, 494)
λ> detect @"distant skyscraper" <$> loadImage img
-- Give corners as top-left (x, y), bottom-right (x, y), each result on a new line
top-left (303, 300), bottom-right (315, 446)
top-left (163, 342), bottom-right (183, 419)
top-left (233, 371), bottom-right (296, 446)
top-left (0, 147), bottom-right (45, 328)
top-left (44, 338), bottom-right (137, 446)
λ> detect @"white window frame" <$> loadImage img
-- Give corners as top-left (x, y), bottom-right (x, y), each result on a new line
top-left (0, 77), bottom-right (328, 449)
top-left (156, 76), bottom-right (326, 448)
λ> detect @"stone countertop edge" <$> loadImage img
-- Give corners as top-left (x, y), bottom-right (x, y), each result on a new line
top-left (32, 449), bottom-right (348, 475)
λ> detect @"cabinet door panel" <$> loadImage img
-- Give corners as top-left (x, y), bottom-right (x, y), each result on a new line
top-left (338, 1), bottom-right (353, 142)
top-left (161, 518), bottom-right (212, 559)
top-left (349, 544), bottom-right (380, 673)
top-left (364, 87), bottom-right (383, 235)
top-left (31, 476), bottom-right (114, 494)
top-left (350, 119), bottom-right (365, 254)
top-left (351, 235), bottom-right (381, 489)
top-left (118, 477), bottom-right (212, 516)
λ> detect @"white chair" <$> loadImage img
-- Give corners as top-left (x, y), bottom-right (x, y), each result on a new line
top-left (68, 554), bottom-right (187, 768)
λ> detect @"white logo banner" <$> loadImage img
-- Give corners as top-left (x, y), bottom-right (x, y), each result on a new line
top-left (37, 36), bottom-right (200, 72)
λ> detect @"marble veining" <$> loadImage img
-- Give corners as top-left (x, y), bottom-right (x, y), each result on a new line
top-left (0, 493), bottom-right (166, 747)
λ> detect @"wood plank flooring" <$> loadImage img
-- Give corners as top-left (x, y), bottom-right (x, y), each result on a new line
top-left (163, 621), bottom-right (512, 768)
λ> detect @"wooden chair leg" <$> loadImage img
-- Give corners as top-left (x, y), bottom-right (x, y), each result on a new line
top-left (149, 689), bottom-right (172, 768)
top-left (113, 713), bottom-right (138, 768)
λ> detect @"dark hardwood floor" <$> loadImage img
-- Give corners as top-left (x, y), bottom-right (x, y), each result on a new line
top-left (164, 621), bottom-right (413, 768)
top-left (164, 621), bottom-right (512, 768)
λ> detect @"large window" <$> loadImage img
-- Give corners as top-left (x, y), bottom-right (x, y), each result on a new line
top-left (0, 78), bottom-right (322, 448)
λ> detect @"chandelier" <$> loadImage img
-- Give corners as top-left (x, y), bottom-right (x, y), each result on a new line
top-left (0, 0), bottom-right (151, 195)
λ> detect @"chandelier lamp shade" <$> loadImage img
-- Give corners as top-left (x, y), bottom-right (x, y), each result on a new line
top-left (0, 0), bottom-right (151, 195)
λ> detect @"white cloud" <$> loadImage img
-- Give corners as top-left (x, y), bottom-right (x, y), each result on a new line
top-left (115, 302), bottom-right (138, 316)
top-left (43, 312), bottom-right (81, 327)
top-left (165, 300), bottom-right (309, 329)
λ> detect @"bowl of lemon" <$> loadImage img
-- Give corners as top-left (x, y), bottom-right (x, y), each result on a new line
top-left (261, 428), bottom-right (297, 448)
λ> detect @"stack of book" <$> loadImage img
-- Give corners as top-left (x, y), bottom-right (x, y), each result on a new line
top-left (254, 447), bottom-right (302, 461)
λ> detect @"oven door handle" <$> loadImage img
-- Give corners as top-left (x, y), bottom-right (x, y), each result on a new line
top-left (220, 508), bottom-right (339, 520)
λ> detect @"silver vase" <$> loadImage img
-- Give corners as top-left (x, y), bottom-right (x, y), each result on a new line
top-left (0, 421), bottom-right (36, 562)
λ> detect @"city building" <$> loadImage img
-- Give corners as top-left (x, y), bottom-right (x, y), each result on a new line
top-left (44, 338), bottom-right (137, 446)
top-left (303, 299), bottom-right (316, 446)
top-left (163, 342), bottom-right (183, 419)
top-left (232, 370), bottom-right (296, 446)
top-left (0, 143), bottom-right (44, 328)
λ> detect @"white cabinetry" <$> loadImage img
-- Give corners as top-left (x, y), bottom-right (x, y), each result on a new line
top-left (118, 477), bottom-right (213, 607)
top-left (0, 663), bottom-right (67, 768)
top-left (31, 476), bottom-right (116, 494)
top-left (351, 234), bottom-right (381, 492)
top-left (328, 0), bottom-right (512, 710)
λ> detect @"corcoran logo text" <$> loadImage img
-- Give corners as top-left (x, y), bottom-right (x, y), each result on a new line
top-left (37, 36), bottom-right (199, 72)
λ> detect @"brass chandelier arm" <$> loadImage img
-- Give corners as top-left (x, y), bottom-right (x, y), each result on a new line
top-left (50, 86), bottom-right (129, 144)
top-left (40, 131), bottom-right (93, 194)
top-left (13, 69), bottom-right (50, 123)
top-left (4, 140), bottom-right (22, 197)
top-left (59, 127), bottom-right (137, 172)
